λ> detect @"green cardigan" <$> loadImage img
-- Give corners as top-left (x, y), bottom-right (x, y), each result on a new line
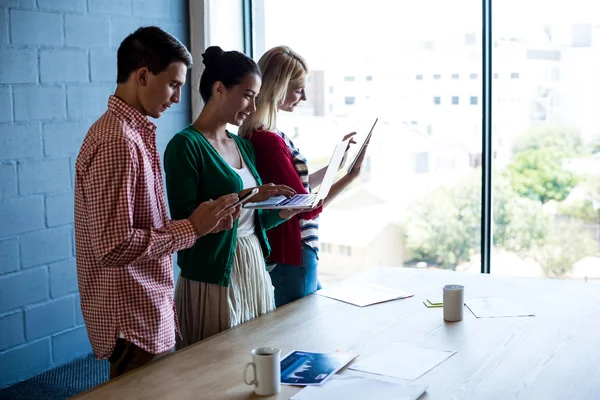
top-left (163, 125), bottom-right (284, 286)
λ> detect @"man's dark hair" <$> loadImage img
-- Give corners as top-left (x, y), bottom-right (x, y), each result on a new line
top-left (116, 26), bottom-right (193, 84)
top-left (199, 46), bottom-right (261, 103)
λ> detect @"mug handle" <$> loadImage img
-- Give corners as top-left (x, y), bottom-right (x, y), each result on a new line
top-left (244, 362), bottom-right (257, 386)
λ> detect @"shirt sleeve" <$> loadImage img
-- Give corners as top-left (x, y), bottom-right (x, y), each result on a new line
top-left (252, 132), bottom-right (323, 221)
top-left (83, 137), bottom-right (197, 268)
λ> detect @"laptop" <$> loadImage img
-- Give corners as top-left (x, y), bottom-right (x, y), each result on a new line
top-left (245, 140), bottom-right (350, 210)
top-left (347, 118), bottom-right (378, 173)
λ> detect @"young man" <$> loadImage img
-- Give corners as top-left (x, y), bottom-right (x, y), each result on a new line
top-left (74, 26), bottom-right (240, 378)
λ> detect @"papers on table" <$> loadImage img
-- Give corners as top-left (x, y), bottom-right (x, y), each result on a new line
top-left (465, 297), bottom-right (535, 318)
top-left (281, 351), bottom-right (358, 386)
top-left (291, 375), bottom-right (428, 400)
top-left (316, 281), bottom-right (413, 307)
top-left (349, 343), bottom-right (456, 381)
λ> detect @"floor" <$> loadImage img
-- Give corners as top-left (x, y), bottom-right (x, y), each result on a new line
top-left (0, 355), bottom-right (108, 400)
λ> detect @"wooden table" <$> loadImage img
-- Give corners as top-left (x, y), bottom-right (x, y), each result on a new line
top-left (73, 267), bottom-right (600, 399)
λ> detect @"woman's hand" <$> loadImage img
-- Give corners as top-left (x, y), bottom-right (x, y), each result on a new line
top-left (339, 131), bottom-right (357, 170)
top-left (250, 183), bottom-right (296, 202)
top-left (348, 139), bottom-right (370, 178)
top-left (278, 199), bottom-right (323, 220)
top-left (278, 208), bottom-right (303, 220)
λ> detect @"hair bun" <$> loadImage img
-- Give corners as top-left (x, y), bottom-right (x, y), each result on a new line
top-left (202, 46), bottom-right (224, 68)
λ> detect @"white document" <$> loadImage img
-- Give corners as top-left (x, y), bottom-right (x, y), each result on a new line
top-left (348, 343), bottom-right (456, 381)
top-left (316, 281), bottom-right (413, 307)
top-left (465, 297), bottom-right (535, 318)
top-left (291, 375), bottom-right (427, 400)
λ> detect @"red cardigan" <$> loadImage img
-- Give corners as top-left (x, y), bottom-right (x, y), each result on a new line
top-left (249, 129), bottom-right (323, 265)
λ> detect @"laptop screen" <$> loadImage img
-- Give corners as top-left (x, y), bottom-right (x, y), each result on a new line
top-left (316, 139), bottom-right (351, 201)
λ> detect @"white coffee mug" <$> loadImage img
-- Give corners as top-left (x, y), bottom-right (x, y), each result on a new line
top-left (244, 347), bottom-right (281, 396)
top-left (443, 284), bottom-right (464, 322)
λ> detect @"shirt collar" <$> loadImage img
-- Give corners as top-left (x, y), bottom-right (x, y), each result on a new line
top-left (107, 95), bottom-right (156, 134)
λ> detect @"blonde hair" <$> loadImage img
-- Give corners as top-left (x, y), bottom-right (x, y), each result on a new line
top-left (239, 46), bottom-right (308, 138)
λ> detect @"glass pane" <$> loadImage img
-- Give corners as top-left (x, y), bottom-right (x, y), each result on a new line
top-left (492, 0), bottom-right (600, 281)
top-left (259, 0), bottom-right (482, 286)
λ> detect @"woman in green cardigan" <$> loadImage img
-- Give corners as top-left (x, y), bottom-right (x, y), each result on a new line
top-left (164, 46), bottom-right (301, 349)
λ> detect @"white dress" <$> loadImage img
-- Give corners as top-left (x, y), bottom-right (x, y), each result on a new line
top-left (175, 153), bottom-right (275, 349)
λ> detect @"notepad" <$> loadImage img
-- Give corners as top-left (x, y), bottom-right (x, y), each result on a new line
top-left (349, 343), bottom-right (456, 381)
top-left (465, 297), bottom-right (535, 318)
top-left (423, 299), bottom-right (443, 308)
top-left (317, 281), bottom-right (413, 307)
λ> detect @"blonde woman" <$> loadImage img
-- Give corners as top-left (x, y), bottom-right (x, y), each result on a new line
top-left (239, 46), bottom-right (369, 307)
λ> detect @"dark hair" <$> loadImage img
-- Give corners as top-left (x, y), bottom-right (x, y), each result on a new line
top-left (199, 46), bottom-right (261, 103)
top-left (116, 26), bottom-right (192, 84)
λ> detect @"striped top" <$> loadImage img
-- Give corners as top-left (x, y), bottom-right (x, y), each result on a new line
top-left (248, 129), bottom-right (323, 266)
top-left (275, 130), bottom-right (320, 252)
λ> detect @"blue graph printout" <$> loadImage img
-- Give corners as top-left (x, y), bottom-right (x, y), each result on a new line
top-left (280, 351), bottom-right (358, 386)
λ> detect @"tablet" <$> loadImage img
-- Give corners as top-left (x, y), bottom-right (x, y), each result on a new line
top-left (347, 118), bottom-right (378, 173)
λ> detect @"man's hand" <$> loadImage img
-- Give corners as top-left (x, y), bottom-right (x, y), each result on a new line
top-left (188, 193), bottom-right (239, 237)
top-left (208, 203), bottom-right (242, 234)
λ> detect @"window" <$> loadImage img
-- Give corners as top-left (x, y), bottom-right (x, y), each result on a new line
top-left (413, 152), bottom-right (429, 174)
top-left (469, 152), bottom-right (482, 168)
top-left (464, 32), bottom-right (476, 45)
top-left (329, 86), bottom-right (334, 94)
top-left (490, 0), bottom-right (599, 282)
top-left (366, 75), bottom-right (373, 81)
top-left (321, 243), bottom-right (332, 253)
top-left (526, 49), bottom-right (561, 61)
top-left (254, 0), bottom-right (598, 285)
top-left (344, 76), bottom-right (355, 82)
top-left (422, 41), bottom-right (435, 50)
top-left (257, 0), bottom-right (482, 287)
top-left (571, 23), bottom-right (592, 47)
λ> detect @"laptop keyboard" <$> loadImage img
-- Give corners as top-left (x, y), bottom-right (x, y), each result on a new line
top-left (279, 193), bottom-right (317, 207)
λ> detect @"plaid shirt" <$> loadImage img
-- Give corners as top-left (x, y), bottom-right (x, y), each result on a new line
top-left (74, 96), bottom-right (197, 359)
